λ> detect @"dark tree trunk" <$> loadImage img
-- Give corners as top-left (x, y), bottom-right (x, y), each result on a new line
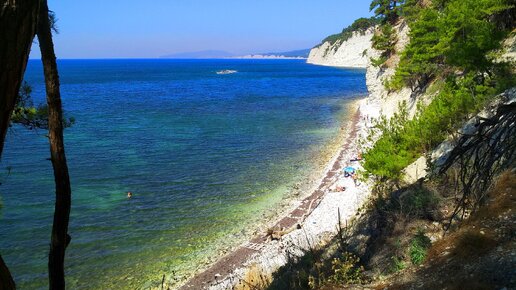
top-left (0, 0), bottom-right (40, 155)
top-left (36, 1), bottom-right (72, 289)
top-left (0, 1), bottom-right (40, 289)
top-left (0, 255), bottom-right (15, 290)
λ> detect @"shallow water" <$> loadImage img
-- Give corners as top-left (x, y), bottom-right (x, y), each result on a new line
top-left (0, 59), bottom-right (366, 289)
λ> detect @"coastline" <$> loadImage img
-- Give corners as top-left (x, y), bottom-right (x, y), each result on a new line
top-left (166, 96), bottom-right (379, 290)
top-left (306, 62), bottom-right (367, 69)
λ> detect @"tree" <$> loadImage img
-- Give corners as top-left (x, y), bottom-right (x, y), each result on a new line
top-left (370, 0), bottom-right (405, 23)
top-left (36, 0), bottom-right (73, 289)
top-left (1, 1), bottom-right (73, 289)
top-left (389, 8), bottom-right (443, 90)
top-left (0, 2), bottom-right (40, 288)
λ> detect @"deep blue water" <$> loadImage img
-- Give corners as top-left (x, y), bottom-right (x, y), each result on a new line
top-left (0, 59), bottom-right (366, 289)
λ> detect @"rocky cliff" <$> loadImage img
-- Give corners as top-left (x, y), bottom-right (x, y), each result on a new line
top-left (307, 30), bottom-right (374, 68)
top-left (308, 22), bottom-right (426, 119)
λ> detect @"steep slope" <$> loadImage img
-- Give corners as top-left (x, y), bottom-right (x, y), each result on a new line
top-left (307, 30), bottom-right (373, 68)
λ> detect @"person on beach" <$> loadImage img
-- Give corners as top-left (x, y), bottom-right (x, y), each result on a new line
top-left (344, 166), bottom-right (355, 177)
top-left (350, 152), bottom-right (363, 162)
top-left (127, 191), bottom-right (132, 199)
top-left (352, 173), bottom-right (359, 186)
top-left (336, 186), bottom-right (346, 192)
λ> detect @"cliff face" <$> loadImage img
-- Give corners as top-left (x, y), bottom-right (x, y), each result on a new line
top-left (364, 22), bottom-right (421, 119)
top-left (307, 30), bottom-right (374, 68)
top-left (308, 22), bottom-right (424, 119)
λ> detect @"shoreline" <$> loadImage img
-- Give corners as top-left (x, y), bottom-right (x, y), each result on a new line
top-left (305, 61), bottom-right (367, 69)
top-left (168, 96), bottom-right (378, 289)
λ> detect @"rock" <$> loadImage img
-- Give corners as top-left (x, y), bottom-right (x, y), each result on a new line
top-left (402, 156), bottom-right (428, 184)
top-left (307, 29), bottom-right (373, 68)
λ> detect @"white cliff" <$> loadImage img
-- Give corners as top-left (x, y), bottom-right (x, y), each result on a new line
top-left (307, 29), bottom-right (374, 68)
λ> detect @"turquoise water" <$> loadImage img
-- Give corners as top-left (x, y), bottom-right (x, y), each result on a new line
top-left (0, 59), bottom-right (366, 289)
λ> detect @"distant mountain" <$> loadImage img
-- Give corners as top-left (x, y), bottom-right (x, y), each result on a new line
top-left (259, 49), bottom-right (311, 58)
top-left (160, 48), bottom-right (311, 59)
top-left (160, 50), bottom-right (235, 59)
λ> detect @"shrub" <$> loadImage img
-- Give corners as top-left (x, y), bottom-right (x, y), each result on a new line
top-left (409, 230), bottom-right (431, 265)
top-left (364, 72), bottom-right (501, 182)
top-left (328, 252), bottom-right (365, 285)
top-left (390, 256), bottom-right (406, 272)
top-left (371, 56), bottom-right (388, 68)
top-left (390, 0), bottom-right (514, 91)
top-left (372, 23), bottom-right (397, 56)
top-left (401, 187), bottom-right (438, 218)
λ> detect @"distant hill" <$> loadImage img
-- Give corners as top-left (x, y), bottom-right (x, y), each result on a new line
top-left (259, 49), bottom-right (311, 58)
top-left (160, 50), bottom-right (235, 59)
top-left (160, 49), bottom-right (311, 59)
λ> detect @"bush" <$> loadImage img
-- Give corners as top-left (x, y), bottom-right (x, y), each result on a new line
top-left (390, 256), bottom-right (406, 272)
top-left (364, 72), bottom-right (501, 182)
top-left (372, 23), bottom-right (397, 56)
top-left (328, 252), bottom-right (365, 285)
top-left (401, 187), bottom-right (438, 218)
top-left (390, 0), bottom-right (514, 91)
top-left (371, 56), bottom-right (388, 68)
top-left (409, 230), bottom-right (431, 265)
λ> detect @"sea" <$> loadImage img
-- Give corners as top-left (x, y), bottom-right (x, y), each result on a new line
top-left (0, 59), bottom-right (367, 289)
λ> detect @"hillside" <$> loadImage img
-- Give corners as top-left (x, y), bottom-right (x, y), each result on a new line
top-left (260, 49), bottom-right (311, 58)
top-left (280, 0), bottom-right (516, 289)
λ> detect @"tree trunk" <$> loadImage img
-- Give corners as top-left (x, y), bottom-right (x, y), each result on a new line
top-left (0, 1), bottom-right (40, 289)
top-left (0, 255), bottom-right (15, 290)
top-left (36, 1), bottom-right (72, 289)
top-left (0, 0), bottom-right (40, 156)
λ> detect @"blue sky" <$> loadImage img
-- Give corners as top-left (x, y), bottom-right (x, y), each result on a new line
top-left (30, 0), bottom-right (372, 59)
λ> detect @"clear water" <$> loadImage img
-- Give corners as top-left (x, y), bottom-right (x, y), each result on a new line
top-left (0, 59), bottom-right (366, 289)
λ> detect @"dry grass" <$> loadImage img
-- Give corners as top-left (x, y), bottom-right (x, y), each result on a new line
top-left (469, 170), bottom-right (515, 222)
top-left (234, 264), bottom-right (271, 290)
top-left (383, 169), bottom-right (516, 289)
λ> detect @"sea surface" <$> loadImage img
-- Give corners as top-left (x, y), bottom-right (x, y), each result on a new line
top-left (0, 59), bottom-right (366, 289)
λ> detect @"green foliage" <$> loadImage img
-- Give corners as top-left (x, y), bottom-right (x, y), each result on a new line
top-left (48, 10), bottom-right (59, 34)
top-left (319, 17), bottom-right (381, 46)
top-left (390, 256), bottom-right (406, 272)
top-left (371, 23), bottom-right (398, 66)
top-left (409, 230), bottom-right (431, 265)
top-left (11, 82), bottom-right (75, 129)
top-left (399, 0), bottom-right (426, 22)
top-left (363, 102), bottom-right (413, 181)
top-left (401, 188), bottom-right (438, 218)
top-left (364, 0), bottom-right (514, 184)
top-left (390, 0), bottom-right (514, 91)
top-left (365, 72), bottom-right (500, 181)
top-left (328, 252), bottom-right (365, 285)
top-left (389, 8), bottom-right (443, 91)
top-left (441, 0), bottom-right (513, 72)
top-left (370, 56), bottom-right (388, 67)
top-left (372, 23), bottom-right (397, 53)
top-left (370, 0), bottom-right (406, 23)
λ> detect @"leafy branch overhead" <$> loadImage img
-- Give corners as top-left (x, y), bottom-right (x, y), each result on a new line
top-left (11, 82), bottom-right (75, 130)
